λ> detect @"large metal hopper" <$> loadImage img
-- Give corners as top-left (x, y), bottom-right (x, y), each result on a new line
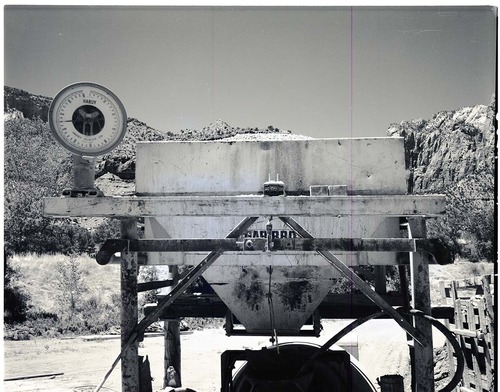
top-left (138, 138), bottom-right (407, 334)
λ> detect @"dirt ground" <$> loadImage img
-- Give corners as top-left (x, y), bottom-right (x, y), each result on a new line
top-left (4, 319), bottom-right (447, 392)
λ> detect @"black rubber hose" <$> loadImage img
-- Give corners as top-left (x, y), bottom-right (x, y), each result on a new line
top-left (296, 310), bottom-right (385, 377)
top-left (406, 309), bottom-right (465, 392)
top-left (296, 308), bottom-right (464, 392)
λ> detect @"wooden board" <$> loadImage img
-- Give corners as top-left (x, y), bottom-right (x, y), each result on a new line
top-left (439, 275), bottom-right (495, 392)
top-left (43, 195), bottom-right (446, 218)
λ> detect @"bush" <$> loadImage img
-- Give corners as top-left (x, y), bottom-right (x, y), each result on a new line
top-left (4, 252), bottom-right (30, 324)
top-left (4, 311), bottom-right (59, 340)
top-left (427, 173), bottom-right (495, 262)
top-left (91, 218), bottom-right (122, 249)
top-left (4, 116), bottom-right (96, 255)
top-left (56, 256), bottom-right (87, 316)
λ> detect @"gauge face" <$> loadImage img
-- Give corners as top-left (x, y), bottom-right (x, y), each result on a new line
top-left (49, 82), bottom-right (127, 156)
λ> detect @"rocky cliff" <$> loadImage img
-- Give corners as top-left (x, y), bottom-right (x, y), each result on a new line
top-left (4, 86), bottom-right (52, 122)
top-left (97, 119), bottom-right (297, 179)
top-left (4, 87), bottom-right (296, 180)
top-left (387, 100), bottom-right (496, 195)
top-left (4, 86), bottom-right (495, 260)
top-left (5, 85), bottom-right (495, 192)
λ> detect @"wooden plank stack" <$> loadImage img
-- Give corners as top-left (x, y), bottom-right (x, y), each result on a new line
top-left (439, 275), bottom-right (495, 391)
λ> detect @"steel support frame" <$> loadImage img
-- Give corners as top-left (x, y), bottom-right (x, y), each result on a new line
top-left (279, 216), bottom-right (435, 391)
top-left (279, 216), bottom-right (429, 347)
top-left (118, 217), bottom-right (258, 391)
top-left (120, 219), bottom-right (139, 392)
top-left (119, 215), bottom-right (435, 391)
top-left (44, 194), bottom-right (443, 391)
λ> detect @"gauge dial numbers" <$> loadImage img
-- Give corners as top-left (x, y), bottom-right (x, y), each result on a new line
top-left (49, 82), bottom-right (127, 156)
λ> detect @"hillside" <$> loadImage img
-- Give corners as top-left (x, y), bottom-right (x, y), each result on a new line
top-left (387, 100), bottom-right (495, 261)
top-left (4, 86), bottom-right (52, 122)
top-left (3, 86), bottom-right (496, 262)
top-left (97, 118), bottom-right (299, 180)
top-left (388, 100), bottom-right (495, 195)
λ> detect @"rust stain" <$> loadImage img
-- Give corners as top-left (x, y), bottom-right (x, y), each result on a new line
top-left (276, 280), bottom-right (313, 311)
top-left (282, 267), bottom-right (313, 279)
top-left (234, 281), bottom-right (264, 311)
top-left (233, 268), bottom-right (264, 311)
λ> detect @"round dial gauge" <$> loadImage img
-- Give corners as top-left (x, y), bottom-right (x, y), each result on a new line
top-left (49, 82), bottom-right (127, 156)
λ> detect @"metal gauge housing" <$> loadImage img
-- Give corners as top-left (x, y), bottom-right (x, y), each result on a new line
top-left (49, 82), bottom-right (127, 156)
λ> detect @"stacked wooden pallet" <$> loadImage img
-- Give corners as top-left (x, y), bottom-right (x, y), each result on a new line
top-left (440, 275), bottom-right (495, 392)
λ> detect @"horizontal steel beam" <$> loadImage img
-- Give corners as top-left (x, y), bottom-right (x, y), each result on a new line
top-left (96, 237), bottom-right (450, 265)
top-left (142, 293), bottom-right (453, 321)
top-left (137, 279), bottom-right (174, 292)
top-left (43, 195), bottom-right (446, 218)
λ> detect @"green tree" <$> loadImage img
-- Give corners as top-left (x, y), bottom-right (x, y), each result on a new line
top-left (56, 256), bottom-right (87, 316)
top-left (4, 115), bottom-right (94, 254)
top-left (428, 173), bottom-right (495, 262)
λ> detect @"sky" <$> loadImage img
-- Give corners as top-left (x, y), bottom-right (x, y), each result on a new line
top-left (3, 5), bottom-right (497, 138)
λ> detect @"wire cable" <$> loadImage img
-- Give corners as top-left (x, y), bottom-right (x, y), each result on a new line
top-left (267, 265), bottom-right (279, 353)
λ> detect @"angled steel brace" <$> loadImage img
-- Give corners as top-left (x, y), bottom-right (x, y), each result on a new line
top-left (279, 216), bottom-right (429, 347)
top-left (131, 216), bottom-right (258, 341)
top-left (94, 217), bottom-right (258, 392)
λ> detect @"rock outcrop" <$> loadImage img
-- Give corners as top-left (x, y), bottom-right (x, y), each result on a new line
top-left (387, 100), bottom-right (495, 194)
top-left (5, 85), bottom-right (495, 195)
top-left (4, 85), bottom-right (495, 260)
top-left (95, 118), bottom-right (166, 179)
top-left (4, 86), bottom-right (51, 122)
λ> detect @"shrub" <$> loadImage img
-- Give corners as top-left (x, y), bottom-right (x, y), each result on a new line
top-left (4, 116), bottom-right (96, 255)
top-left (4, 251), bottom-right (30, 324)
top-left (427, 173), bottom-right (495, 262)
top-left (56, 256), bottom-right (87, 316)
top-left (91, 218), bottom-right (122, 249)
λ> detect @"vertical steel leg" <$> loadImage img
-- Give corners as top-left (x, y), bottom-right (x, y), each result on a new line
top-left (164, 266), bottom-right (181, 389)
top-left (408, 218), bottom-right (434, 392)
top-left (94, 217), bottom-right (258, 392)
top-left (120, 219), bottom-right (139, 392)
top-left (374, 265), bottom-right (387, 294)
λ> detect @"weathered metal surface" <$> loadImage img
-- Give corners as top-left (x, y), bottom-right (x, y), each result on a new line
top-left (140, 251), bottom-right (407, 267)
top-left (139, 213), bottom-right (408, 334)
top-left (280, 217), bottom-right (428, 347)
top-left (120, 219), bottom-right (139, 392)
top-left (128, 217), bottom-right (258, 341)
top-left (143, 216), bottom-right (405, 267)
top-left (202, 265), bottom-right (337, 334)
top-left (98, 237), bottom-right (447, 254)
top-left (97, 237), bottom-right (449, 265)
top-left (144, 293), bottom-right (451, 320)
top-left (137, 279), bottom-right (174, 292)
top-left (43, 194), bottom-right (446, 217)
top-left (408, 218), bottom-right (434, 392)
top-left (135, 138), bottom-right (407, 195)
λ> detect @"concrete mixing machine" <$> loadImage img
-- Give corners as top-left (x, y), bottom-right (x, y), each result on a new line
top-left (44, 82), bottom-right (464, 392)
